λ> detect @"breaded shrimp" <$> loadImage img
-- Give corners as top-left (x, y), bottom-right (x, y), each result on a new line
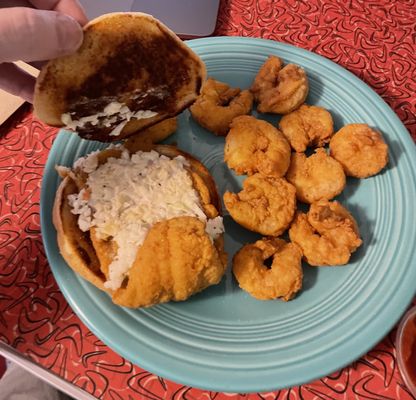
top-left (286, 149), bottom-right (346, 204)
top-left (233, 238), bottom-right (303, 301)
top-left (251, 55), bottom-right (308, 114)
top-left (279, 104), bottom-right (334, 152)
top-left (190, 78), bottom-right (253, 136)
top-left (224, 115), bottom-right (291, 177)
top-left (289, 200), bottom-right (362, 266)
top-left (223, 174), bottom-right (296, 236)
top-left (329, 124), bottom-right (389, 178)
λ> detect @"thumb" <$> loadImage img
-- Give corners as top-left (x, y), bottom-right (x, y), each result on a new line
top-left (0, 7), bottom-right (83, 63)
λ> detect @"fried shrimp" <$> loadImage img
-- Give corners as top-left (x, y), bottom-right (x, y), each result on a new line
top-left (233, 238), bottom-right (303, 301)
top-left (289, 200), bottom-right (362, 266)
top-left (329, 124), bottom-right (389, 178)
top-left (224, 115), bottom-right (291, 177)
top-left (251, 55), bottom-right (309, 114)
top-left (279, 104), bottom-right (334, 152)
top-left (223, 174), bottom-right (296, 236)
top-left (286, 149), bottom-right (346, 204)
top-left (189, 78), bottom-right (254, 136)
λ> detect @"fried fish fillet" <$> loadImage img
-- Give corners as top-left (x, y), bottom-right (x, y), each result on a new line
top-left (113, 216), bottom-right (226, 308)
top-left (53, 145), bottom-right (227, 308)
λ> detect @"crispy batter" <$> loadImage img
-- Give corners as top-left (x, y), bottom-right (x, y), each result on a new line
top-left (123, 117), bottom-right (177, 152)
top-left (289, 200), bottom-right (362, 266)
top-left (53, 145), bottom-right (227, 308)
top-left (279, 104), bottom-right (334, 152)
top-left (112, 217), bottom-right (226, 308)
top-left (223, 174), bottom-right (296, 236)
top-left (286, 149), bottom-right (346, 204)
top-left (329, 124), bottom-right (389, 178)
top-left (189, 171), bottom-right (219, 219)
top-left (233, 238), bottom-right (303, 301)
top-left (190, 78), bottom-right (253, 136)
top-left (224, 115), bottom-right (291, 177)
top-left (251, 55), bottom-right (308, 114)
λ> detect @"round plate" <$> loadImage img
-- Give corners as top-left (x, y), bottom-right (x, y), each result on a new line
top-left (40, 37), bottom-right (416, 392)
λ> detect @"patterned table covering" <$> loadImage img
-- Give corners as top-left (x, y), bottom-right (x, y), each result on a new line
top-left (1, 0), bottom-right (415, 399)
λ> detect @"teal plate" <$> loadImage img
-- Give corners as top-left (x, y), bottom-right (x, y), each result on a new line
top-left (40, 37), bottom-right (416, 392)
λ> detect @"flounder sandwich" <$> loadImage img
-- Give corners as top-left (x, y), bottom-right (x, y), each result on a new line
top-left (53, 145), bottom-right (227, 308)
top-left (34, 12), bottom-right (206, 142)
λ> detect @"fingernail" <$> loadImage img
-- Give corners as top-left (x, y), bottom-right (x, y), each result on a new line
top-left (55, 14), bottom-right (84, 55)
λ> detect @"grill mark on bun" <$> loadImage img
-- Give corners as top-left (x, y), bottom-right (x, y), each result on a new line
top-left (66, 30), bottom-right (193, 119)
top-left (34, 13), bottom-right (206, 142)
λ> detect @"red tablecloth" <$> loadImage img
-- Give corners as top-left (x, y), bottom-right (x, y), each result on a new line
top-left (1, 0), bottom-right (415, 398)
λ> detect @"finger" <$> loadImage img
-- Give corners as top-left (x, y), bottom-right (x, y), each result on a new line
top-left (1, 1), bottom-right (88, 26)
top-left (0, 7), bottom-right (83, 63)
top-left (0, 63), bottom-right (36, 103)
top-left (28, 0), bottom-right (88, 25)
top-left (1, 1), bottom-right (32, 6)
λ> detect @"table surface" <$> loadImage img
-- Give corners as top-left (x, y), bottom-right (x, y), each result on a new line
top-left (1, 0), bottom-right (415, 399)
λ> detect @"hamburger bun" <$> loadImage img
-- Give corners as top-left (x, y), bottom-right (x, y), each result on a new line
top-left (53, 145), bottom-right (227, 308)
top-left (34, 12), bottom-right (206, 142)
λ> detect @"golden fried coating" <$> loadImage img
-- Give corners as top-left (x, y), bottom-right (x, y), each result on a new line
top-left (189, 171), bottom-right (219, 219)
top-left (123, 117), bottom-right (177, 152)
top-left (53, 145), bottom-right (227, 309)
top-left (279, 104), bottom-right (334, 152)
top-left (251, 55), bottom-right (309, 114)
top-left (286, 149), bottom-right (346, 204)
top-left (329, 124), bottom-right (389, 178)
top-left (233, 238), bottom-right (303, 301)
top-left (224, 115), bottom-right (291, 177)
top-left (112, 217), bottom-right (227, 308)
top-left (189, 78), bottom-right (253, 136)
top-left (289, 200), bottom-right (362, 266)
top-left (223, 174), bottom-right (296, 236)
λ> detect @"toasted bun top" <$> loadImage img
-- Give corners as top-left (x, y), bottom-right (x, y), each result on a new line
top-left (34, 12), bottom-right (206, 142)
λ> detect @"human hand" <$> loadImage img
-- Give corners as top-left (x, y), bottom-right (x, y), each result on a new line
top-left (0, 0), bottom-right (88, 103)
